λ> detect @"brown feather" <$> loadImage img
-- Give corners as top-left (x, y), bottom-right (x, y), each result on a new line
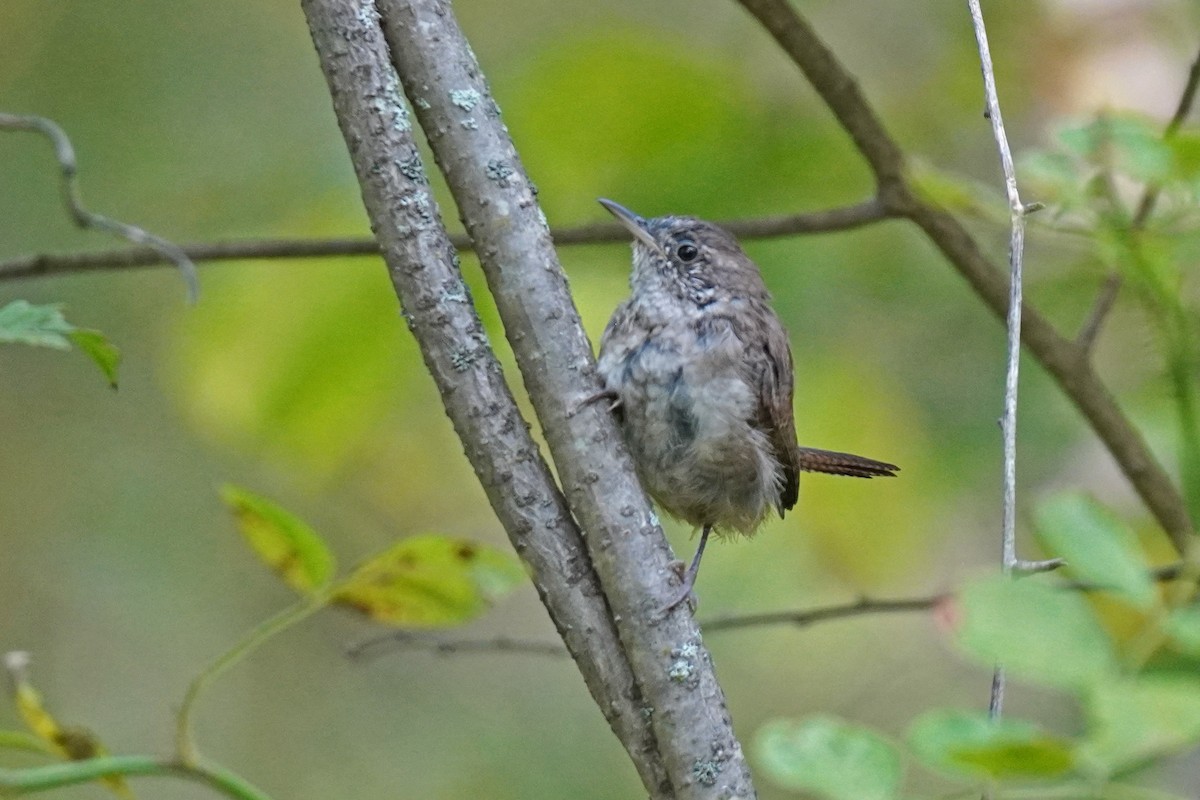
top-left (796, 447), bottom-right (900, 478)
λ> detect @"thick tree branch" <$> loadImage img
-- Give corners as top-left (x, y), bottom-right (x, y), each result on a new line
top-left (375, 1), bottom-right (754, 797)
top-left (300, 1), bottom-right (668, 794)
top-left (0, 198), bottom-right (888, 281)
top-left (736, 0), bottom-right (1195, 555)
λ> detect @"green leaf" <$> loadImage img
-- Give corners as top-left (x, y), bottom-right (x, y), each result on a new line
top-left (908, 709), bottom-right (1075, 780)
top-left (67, 330), bottom-right (121, 389)
top-left (221, 485), bottom-right (335, 594)
top-left (0, 301), bottom-right (73, 348)
top-left (1165, 604), bottom-right (1200, 655)
top-left (957, 574), bottom-right (1118, 688)
top-left (1083, 674), bottom-right (1200, 774)
top-left (1018, 150), bottom-right (1086, 209)
top-left (0, 301), bottom-right (122, 386)
top-left (755, 716), bottom-right (902, 800)
top-left (1058, 116), bottom-right (1173, 183)
top-left (1034, 493), bottom-right (1155, 609)
top-left (332, 534), bottom-right (525, 627)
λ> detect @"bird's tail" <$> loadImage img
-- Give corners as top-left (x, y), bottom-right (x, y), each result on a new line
top-left (796, 447), bottom-right (899, 478)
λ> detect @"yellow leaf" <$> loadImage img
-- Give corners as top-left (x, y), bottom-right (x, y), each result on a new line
top-left (221, 485), bottom-right (335, 594)
top-left (332, 535), bottom-right (525, 627)
top-left (4, 652), bottom-right (135, 799)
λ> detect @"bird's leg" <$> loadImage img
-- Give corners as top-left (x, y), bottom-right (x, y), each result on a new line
top-left (663, 524), bottom-right (712, 614)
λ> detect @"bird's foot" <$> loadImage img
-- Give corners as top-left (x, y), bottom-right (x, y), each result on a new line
top-left (661, 559), bottom-right (698, 615)
top-left (570, 388), bottom-right (621, 417)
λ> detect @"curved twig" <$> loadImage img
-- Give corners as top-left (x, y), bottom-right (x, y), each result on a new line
top-left (0, 112), bottom-right (199, 302)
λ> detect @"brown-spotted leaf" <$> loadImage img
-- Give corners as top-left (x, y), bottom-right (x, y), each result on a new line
top-left (220, 485), bottom-right (335, 594)
top-left (4, 652), bottom-right (134, 799)
top-left (332, 535), bottom-right (525, 627)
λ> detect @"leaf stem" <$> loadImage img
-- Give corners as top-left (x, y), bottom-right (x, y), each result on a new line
top-left (175, 593), bottom-right (327, 764)
top-left (0, 755), bottom-right (272, 800)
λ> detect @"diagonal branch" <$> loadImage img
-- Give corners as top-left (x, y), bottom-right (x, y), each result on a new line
top-left (300, 0), bottom-right (668, 794)
top-left (735, 0), bottom-right (1195, 555)
top-left (0, 198), bottom-right (889, 281)
top-left (374, 1), bottom-right (755, 797)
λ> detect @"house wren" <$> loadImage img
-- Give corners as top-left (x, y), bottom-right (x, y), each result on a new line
top-left (596, 198), bottom-right (898, 609)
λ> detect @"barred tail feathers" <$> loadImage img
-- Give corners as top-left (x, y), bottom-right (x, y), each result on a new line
top-left (795, 447), bottom-right (899, 478)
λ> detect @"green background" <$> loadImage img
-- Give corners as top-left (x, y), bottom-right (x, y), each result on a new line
top-left (1, 1), bottom-right (1196, 797)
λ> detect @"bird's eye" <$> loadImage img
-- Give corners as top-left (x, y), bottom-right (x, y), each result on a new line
top-left (675, 243), bottom-right (699, 262)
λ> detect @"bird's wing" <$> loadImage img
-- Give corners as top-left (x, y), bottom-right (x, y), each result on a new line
top-left (755, 314), bottom-right (801, 514)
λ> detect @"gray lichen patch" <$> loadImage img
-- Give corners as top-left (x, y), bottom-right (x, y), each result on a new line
top-left (691, 759), bottom-right (722, 787)
top-left (451, 347), bottom-right (477, 372)
top-left (397, 153), bottom-right (426, 183)
top-left (667, 640), bottom-right (701, 687)
top-left (449, 88), bottom-right (482, 112)
top-left (486, 159), bottom-right (515, 186)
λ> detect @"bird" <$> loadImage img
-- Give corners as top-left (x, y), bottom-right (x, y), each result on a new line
top-left (595, 198), bottom-right (898, 611)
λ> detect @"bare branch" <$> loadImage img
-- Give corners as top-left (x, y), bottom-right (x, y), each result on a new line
top-left (345, 562), bottom-right (1186, 660)
top-left (702, 595), bottom-right (941, 632)
top-left (0, 112), bottom-right (199, 302)
top-left (735, 0), bottom-right (1195, 555)
top-left (968, 0), bottom-right (1031, 580)
top-left (375, 2), bottom-right (755, 796)
top-left (300, 1), bottom-right (667, 794)
top-left (347, 633), bottom-right (568, 661)
top-left (968, 0), bottom-right (1032, 722)
top-left (0, 198), bottom-right (888, 282)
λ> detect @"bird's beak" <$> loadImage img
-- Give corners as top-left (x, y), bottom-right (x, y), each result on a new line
top-left (598, 198), bottom-right (662, 254)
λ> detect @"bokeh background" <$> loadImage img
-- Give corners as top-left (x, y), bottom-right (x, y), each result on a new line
top-left (2, 0), bottom-right (1197, 797)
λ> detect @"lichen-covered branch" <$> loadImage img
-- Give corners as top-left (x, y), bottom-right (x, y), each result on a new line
top-left (736, 0), bottom-right (1195, 555)
top-left (374, 1), bottom-right (755, 797)
top-left (300, 0), bottom-right (668, 794)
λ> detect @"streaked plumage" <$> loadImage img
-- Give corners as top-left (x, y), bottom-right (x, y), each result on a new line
top-left (596, 199), bottom-right (897, 607)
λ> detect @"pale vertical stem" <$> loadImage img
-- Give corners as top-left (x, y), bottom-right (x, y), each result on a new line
top-left (968, 0), bottom-right (1029, 723)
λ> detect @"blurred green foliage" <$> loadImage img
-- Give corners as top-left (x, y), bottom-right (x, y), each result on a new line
top-left (3, 0), bottom-right (1200, 798)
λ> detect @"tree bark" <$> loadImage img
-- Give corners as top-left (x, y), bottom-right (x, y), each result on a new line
top-left (372, 0), bottom-right (756, 796)
top-left (301, 0), bottom-right (673, 795)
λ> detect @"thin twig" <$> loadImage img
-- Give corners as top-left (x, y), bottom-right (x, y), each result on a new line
top-left (702, 595), bottom-right (942, 631)
top-left (1132, 46), bottom-right (1200, 230)
top-left (348, 597), bottom-right (945, 660)
top-left (1075, 273), bottom-right (1123, 353)
top-left (0, 112), bottom-right (199, 302)
top-left (1077, 46), bottom-right (1200, 353)
top-left (0, 198), bottom-right (889, 282)
top-left (344, 563), bottom-right (1186, 661)
top-left (968, 0), bottom-right (1031, 723)
top-left (347, 632), bottom-right (569, 661)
